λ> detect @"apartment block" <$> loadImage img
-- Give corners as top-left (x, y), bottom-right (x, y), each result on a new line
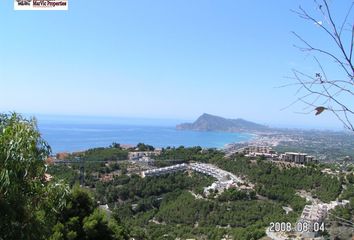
top-left (279, 152), bottom-right (316, 164)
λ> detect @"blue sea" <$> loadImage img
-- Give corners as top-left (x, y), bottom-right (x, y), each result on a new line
top-left (36, 115), bottom-right (253, 153)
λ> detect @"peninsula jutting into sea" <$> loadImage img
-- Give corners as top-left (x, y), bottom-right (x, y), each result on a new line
top-left (176, 113), bottom-right (269, 132)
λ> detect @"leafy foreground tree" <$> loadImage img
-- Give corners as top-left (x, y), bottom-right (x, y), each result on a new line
top-left (0, 113), bottom-right (128, 240)
top-left (0, 113), bottom-right (69, 240)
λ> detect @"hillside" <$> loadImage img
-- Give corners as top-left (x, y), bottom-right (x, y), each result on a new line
top-left (176, 113), bottom-right (269, 132)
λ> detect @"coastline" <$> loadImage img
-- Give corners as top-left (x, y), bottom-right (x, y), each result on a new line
top-left (223, 132), bottom-right (259, 149)
top-left (40, 123), bottom-right (252, 154)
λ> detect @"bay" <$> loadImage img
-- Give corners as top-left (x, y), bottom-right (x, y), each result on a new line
top-left (36, 116), bottom-right (253, 153)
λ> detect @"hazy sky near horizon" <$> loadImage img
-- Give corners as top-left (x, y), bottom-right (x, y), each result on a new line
top-left (0, 0), bottom-right (352, 130)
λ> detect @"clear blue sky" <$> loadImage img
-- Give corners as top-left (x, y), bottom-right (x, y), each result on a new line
top-left (0, 0), bottom-right (351, 129)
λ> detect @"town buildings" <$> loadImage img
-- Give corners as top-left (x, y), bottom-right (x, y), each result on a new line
top-left (242, 145), bottom-right (275, 155)
top-left (236, 145), bottom-right (317, 164)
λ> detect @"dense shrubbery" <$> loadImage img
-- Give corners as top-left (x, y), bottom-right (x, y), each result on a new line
top-left (50, 186), bottom-right (129, 240)
top-left (106, 170), bottom-right (298, 240)
top-left (95, 172), bottom-right (213, 204)
top-left (333, 183), bottom-right (354, 225)
top-left (340, 184), bottom-right (354, 200)
top-left (114, 187), bottom-right (295, 240)
top-left (218, 188), bottom-right (256, 202)
top-left (156, 146), bottom-right (224, 162)
top-left (136, 143), bottom-right (155, 151)
top-left (155, 190), bottom-right (288, 228)
top-left (82, 147), bottom-right (128, 162)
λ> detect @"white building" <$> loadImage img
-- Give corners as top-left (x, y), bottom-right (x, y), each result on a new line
top-left (141, 163), bottom-right (251, 195)
top-left (141, 163), bottom-right (188, 177)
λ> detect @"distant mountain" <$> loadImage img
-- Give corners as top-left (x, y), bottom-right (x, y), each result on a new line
top-left (176, 113), bottom-right (269, 132)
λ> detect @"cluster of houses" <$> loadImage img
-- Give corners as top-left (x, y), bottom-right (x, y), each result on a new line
top-left (141, 162), bottom-right (253, 195)
top-left (235, 145), bottom-right (317, 164)
top-left (267, 200), bottom-right (350, 239)
top-left (298, 200), bottom-right (349, 238)
top-left (141, 163), bottom-right (189, 177)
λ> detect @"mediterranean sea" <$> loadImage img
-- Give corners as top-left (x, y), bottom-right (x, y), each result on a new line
top-left (36, 115), bottom-right (253, 153)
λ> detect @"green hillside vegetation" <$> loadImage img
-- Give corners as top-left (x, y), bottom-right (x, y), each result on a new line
top-left (2, 113), bottom-right (349, 240)
top-left (156, 146), bottom-right (224, 162)
top-left (49, 145), bottom-right (346, 239)
top-left (211, 157), bottom-right (342, 205)
top-left (80, 147), bottom-right (129, 162)
top-left (330, 181), bottom-right (354, 227)
top-left (111, 175), bottom-right (294, 240)
top-left (95, 172), bottom-right (213, 204)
